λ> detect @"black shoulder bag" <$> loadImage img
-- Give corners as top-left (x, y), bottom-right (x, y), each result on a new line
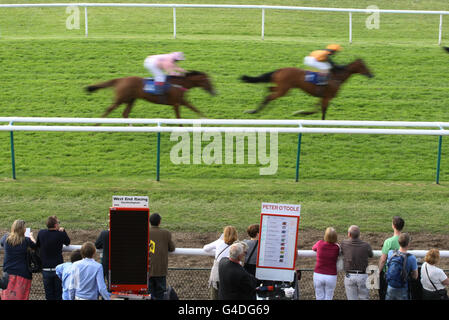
top-left (243, 240), bottom-right (258, 275)
top-left (424, 264), bottom-right (448, 300)
top-left (27, 248), bottom-right (42, 273)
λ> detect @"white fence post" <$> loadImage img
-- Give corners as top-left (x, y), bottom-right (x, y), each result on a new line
top-left (173, 7), bottom-right (176, 39)
top-left (84, 6), bottom-right (88, 37)
top-left (349, 12), bottom-right (352, 44)
top-left (261, 8), bottom-right (265, 40)
top-left (439, 14), bottom-right (443, 45)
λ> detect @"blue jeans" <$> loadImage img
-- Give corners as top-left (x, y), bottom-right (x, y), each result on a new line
top-left (42, 271), bottom-right (62, 300)
top-left (386, 285), bottom-right (409, 300)
top-left (149, 276), bottom-right (167, 300)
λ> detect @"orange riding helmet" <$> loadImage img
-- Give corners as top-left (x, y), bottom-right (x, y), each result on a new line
top-left (326, 44), bottom-right (343, 52)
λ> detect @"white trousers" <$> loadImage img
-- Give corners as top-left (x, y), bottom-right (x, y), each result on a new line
top-left (313, 272), bottom-right (337, 300)
top-left (143, 57), bottom-right (166, 82)
top-left (304, 56), bottom-right (332, 72)
top-left (344, 273), bottom-right (370, 300)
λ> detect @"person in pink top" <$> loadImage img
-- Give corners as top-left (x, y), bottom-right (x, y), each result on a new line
top-left (312, 227), bottom-right (340, 300)
top-left (143, 52), bottom-right (186, 95)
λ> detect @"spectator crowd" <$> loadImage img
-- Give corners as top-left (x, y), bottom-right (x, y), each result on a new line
top-left (0, 214), bottom-right (448, 301)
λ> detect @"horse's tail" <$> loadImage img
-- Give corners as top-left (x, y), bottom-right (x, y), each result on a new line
top-left (85, 79), bottom-right (118, 93)
top-left (240, 71), bottom-right (275, 84)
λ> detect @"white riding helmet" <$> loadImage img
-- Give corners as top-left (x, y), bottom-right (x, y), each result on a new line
top-left (172, 52), bottom-right (185, 61)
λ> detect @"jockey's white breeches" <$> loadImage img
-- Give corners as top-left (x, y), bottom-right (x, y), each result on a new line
top-left (304, 56), bottom-right (332, 72)
top-left (144, 57), bottom-right (166, 82)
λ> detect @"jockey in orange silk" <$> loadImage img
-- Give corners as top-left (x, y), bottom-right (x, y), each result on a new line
top-left (304, 44), bottom-right (342, 85)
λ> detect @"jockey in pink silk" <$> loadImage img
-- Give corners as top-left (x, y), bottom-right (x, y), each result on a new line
top-left (143, 52), bottom-right (186, 94)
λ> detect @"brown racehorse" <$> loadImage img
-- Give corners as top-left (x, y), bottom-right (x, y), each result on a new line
top-left (85, 71), bottom-right (216, 119)
top-left (241, 59), bottom-right (374, 120)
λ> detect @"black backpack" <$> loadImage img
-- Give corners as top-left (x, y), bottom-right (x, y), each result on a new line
top-left (27, 248), bottom-right (42, 273)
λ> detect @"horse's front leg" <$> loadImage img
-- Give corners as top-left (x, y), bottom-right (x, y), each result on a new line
top-left (172, 105), bottom-right (185, 127)
top-left (292, 101), bottom-right (319, 117)
top-left (320, 97), bottom-right (331, 120)
top-left (173, 105), bottom-right (181, 119)
top-left (182, 99), bottom-right (206, 118)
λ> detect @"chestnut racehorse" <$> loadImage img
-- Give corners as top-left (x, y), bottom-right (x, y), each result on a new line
top-left (241, 59), bottom-right (374, 120)
top-left (85, 71), bottom-right (216, 119)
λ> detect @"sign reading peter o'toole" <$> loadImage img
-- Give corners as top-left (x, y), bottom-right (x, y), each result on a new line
top-left (112, 196), bottom-right (149, 208)
top-left (256, 202), bottom-right (301, 282)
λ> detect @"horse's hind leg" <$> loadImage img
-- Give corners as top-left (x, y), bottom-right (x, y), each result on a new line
top-left (95, 101), bottom-right (122, 125)
top-left (101, 101), bottom-right (122, 118)
top-left (122, 100), bottom-right (136, 119)
top-left (245, 87), bottom-right (289, 114)
top-left (245, 96), bottom-right (273, 114)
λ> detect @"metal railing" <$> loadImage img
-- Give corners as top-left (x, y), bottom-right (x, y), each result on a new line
top-left (3, 265), bottom-right (449, 300)
top-left (0, 3), bottom-right (448, 43)
top-left (2, 243), bottom-right (449, 258)
top-left (19, 267), bottom-right (380, 300)
top-left (2, 243), bottom-right (449, 299)
top-left (1, 117), bottom-right (448, 183)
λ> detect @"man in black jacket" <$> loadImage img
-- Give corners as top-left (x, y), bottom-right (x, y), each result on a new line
top-left (218, 242), bottom-right (257, 300)
top-left (36, 216), bottom-right (71, 300)
top-left (95, 229), bottom-right (110, 287)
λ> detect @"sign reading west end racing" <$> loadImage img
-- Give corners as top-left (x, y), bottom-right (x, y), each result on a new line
top-left (112, 196), bottom-right (149, 208)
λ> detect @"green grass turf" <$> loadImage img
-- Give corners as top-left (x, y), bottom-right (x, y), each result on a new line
top-left (1, 177), bottom-right (448, 234)
top-left (0, 0), bottom-right (448, 233)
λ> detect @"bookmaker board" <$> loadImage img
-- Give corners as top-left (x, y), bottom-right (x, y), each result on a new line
top-left (256, 202), bottom-right (301, 282)
top-left (109, 196), bottom-right (150, 294)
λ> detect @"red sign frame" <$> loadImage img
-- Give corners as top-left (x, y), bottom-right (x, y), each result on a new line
top-left (109, 207), bottom-right (150, 293)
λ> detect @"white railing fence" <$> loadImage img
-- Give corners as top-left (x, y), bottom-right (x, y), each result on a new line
top-left (71, 246), bottom-right (449, 259)
top-left (1, 245), bottom-right (448, 258)
top-left (1, 117), bottom-right (448, 183)
top-left (0, 3), bottom-right (448, 44)
top-left (1, 117), bottom-right (449, 134)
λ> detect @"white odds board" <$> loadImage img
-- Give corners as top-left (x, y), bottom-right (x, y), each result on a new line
top-left (255, 203), bottom-right (301, 282)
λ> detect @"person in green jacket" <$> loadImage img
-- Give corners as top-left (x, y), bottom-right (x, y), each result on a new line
top-left (377, 216), bottom-right (405, 300)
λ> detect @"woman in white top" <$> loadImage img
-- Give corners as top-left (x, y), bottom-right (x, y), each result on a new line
top-left (420, 248), bottom-right (449, 300)
top-left (203, 226), bottom-right (238, 300)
